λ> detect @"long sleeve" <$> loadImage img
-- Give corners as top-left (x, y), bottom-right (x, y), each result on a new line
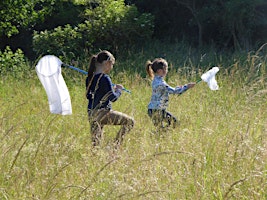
top-left (101, 75), bottom-right (121, 102)
top-left (86, 74), bottom-right (121, 110)
top-left (148, 76), bottom-right (189, 110)
top-left (166, 84), bottom-right (188, 94)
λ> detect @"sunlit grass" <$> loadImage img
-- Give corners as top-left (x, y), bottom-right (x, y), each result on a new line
top-left (0, 46), bottom-right (267, 199)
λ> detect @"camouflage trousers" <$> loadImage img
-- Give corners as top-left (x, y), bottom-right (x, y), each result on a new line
top-left (147, 109), bottom-right (178, 128)
top-left (88, 108), bottom-right (134, 147)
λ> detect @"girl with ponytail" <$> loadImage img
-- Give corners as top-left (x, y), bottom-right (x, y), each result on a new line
top-left (86, 50), bottom-right (134, 148)
top-left (146, 58), bottom-right (195, 129)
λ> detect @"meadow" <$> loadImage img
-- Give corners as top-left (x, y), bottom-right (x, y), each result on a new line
top-left (0, 43), bottom-right (267, 199)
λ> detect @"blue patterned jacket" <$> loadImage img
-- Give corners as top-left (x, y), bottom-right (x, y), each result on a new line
top-left (148, 75), bottom-right (189, 110)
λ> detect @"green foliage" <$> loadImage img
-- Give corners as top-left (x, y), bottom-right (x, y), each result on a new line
top-left (206, 0), bottom-right (266, 49)
top-left (132, 0), bottom-right (267, 50)
top-left (0, 46), bottom-right (28, 78)
top-left (33, 0), bottom-right (154, 57)
top-left (0, 0), bottom-right (56, 38)
top-left (82, 0), bottom-right (154, 48)
top-left (1, 0), bottom-right (266, 60)
top-left (34, 0), bottom-right (85, 31)
top-left (33, 25), bottom-right (83, 59)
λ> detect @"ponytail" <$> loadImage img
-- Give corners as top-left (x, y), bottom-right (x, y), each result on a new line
top-left (88, 55), bottom-right (97, 79)
top-left (146, 58), bottom-right (168, 80)
top-left (86, 55), bottom-right (97, 96)
top-left (146, 60), bottom-right (154, 79)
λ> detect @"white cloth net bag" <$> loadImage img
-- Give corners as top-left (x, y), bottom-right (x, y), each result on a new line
top-left (201, 67), bottom-right (219, 90)
top-left (36, 55), bottom-right (72, 115)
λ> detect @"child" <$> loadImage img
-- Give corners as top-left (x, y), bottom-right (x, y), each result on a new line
top-left (146, 58), bottom-right (195, 128)
top-left (86, 50), bottom-right (134, 147)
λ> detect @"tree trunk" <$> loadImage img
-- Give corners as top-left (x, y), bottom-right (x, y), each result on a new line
top-left (175, 0), bottom-right (203, 48)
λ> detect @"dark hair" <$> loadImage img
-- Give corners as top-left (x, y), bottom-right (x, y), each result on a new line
top-left (146, 58), bottom-right (168, 79)
top-left (86, 50), bottom-right (115, 95)
top-left (96, 50), bottom-right (112, 63)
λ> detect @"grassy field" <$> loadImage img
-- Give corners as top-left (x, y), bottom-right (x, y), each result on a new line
top-left (1, 45), bottom-right (267, 199)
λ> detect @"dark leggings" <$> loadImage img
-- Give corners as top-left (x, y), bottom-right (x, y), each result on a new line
top-left (148, 109), bottom-right (177, 128)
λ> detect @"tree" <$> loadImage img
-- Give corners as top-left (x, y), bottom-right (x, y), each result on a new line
top-left (131, 0), bottom-right (267, 50)
top-left (0, 0), bottom-right (56, 38)
top-left (81, 0), bottom-right (154, 49)
top-left (175, 0), bottom-right (205, 48)
top-left (213, 0), bottom-right (266, 50)
top-left (0, 0), bottom-right (84, 59)
top-left (33, 0), bottom-right (154, 57)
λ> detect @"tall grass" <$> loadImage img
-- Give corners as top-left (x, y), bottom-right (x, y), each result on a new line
top-left (0, 43), bottom-right (266, 199)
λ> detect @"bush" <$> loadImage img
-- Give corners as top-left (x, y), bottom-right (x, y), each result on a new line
top-left (33, 24), bottom-right (83, 60)
top-left (81, 0), bottom-right (154, 49)
top-left (33, 0), bottom-right (154, 58)
top-left (0, 46), bottom-right (29, 78)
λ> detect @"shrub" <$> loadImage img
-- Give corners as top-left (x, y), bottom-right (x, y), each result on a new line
top-left (32, 0), bottom-right (154, 58)
top-left (0, 46), bottom-right (28, 78)
top-left (33, 24), bottom-right (83, 60)
top-left (81, 0), bottom-right (154, 50)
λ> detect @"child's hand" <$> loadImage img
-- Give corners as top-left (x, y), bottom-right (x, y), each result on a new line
top-left (187, 82), bottom-right (196, 88)
top-left (114, 84), bottom-right (124, 90)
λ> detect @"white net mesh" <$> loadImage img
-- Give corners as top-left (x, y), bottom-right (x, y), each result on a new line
top-left (36, 55), bottom-right (72, 115)
top-left (201, 67), bottom-right (219, 90)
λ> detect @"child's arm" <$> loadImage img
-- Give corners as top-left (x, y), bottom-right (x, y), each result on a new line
top-left (102, 76), bottom-right (122, 102)
top-left (166, 82), bottom-right (195, 95)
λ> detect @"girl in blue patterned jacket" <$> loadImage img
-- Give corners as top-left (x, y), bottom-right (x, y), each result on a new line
top-left (146, 58), bottom-right (195, 128)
